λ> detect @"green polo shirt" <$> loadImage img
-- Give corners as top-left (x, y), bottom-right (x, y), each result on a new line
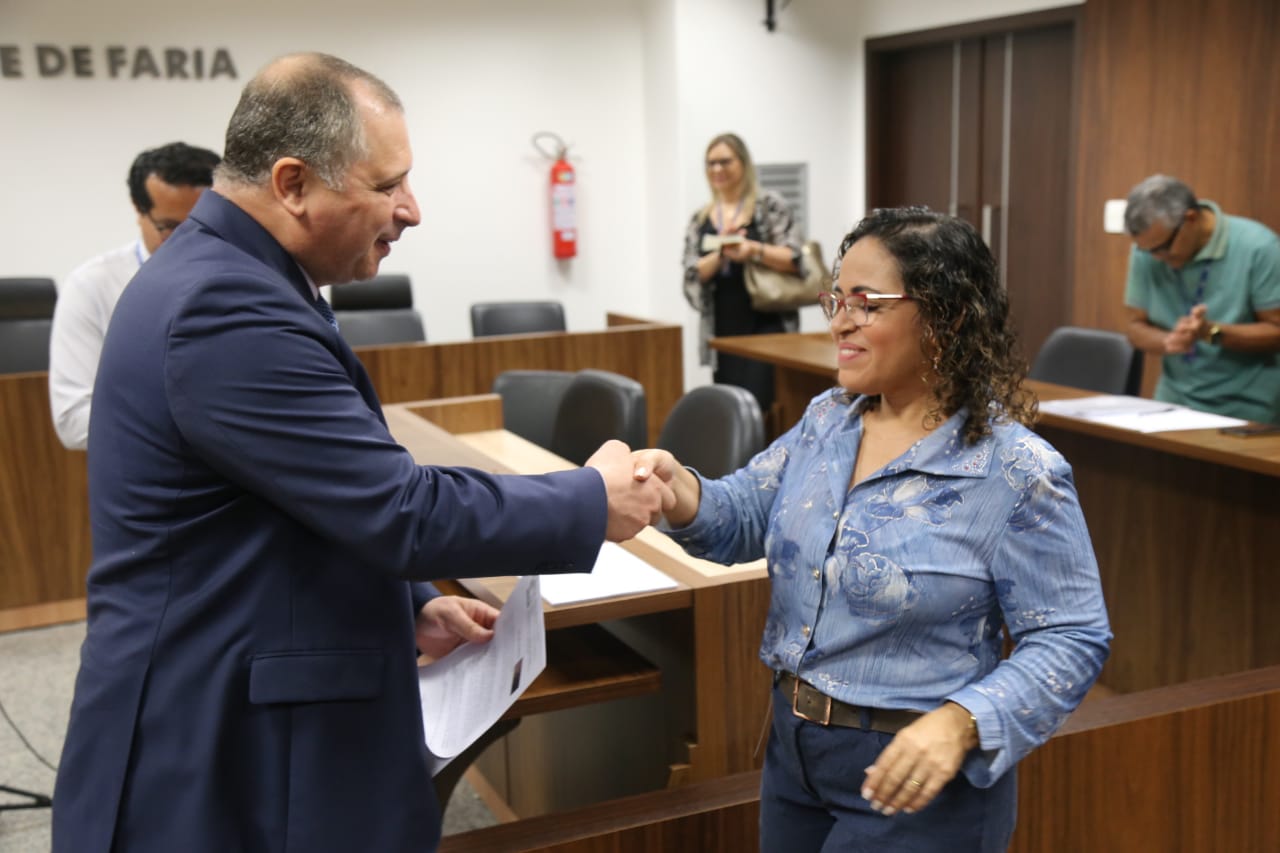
top-left (1124, 201), bottom-right (1280, 423)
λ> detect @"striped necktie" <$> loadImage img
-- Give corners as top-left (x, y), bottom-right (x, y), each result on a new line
top-left (314, 295), bottom-right (339, 330)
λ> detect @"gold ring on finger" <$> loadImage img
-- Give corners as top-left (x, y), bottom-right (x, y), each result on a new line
top-left (908, 778), bottom-right (923, 788)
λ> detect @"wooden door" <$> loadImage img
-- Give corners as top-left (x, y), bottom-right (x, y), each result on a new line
top-left (866, 10), bottom-right (1077, 364)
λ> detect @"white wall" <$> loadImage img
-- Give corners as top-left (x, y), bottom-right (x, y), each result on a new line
top-left (1, 0), bottom-right (653, 343)
top-left (1, 0), bottom-right (1076, 369)
top-left (663, 0), bottom-right (860, 389)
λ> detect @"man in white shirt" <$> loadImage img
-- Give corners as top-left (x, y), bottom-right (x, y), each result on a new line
top-left (48, 142), bottom-right (220, 449)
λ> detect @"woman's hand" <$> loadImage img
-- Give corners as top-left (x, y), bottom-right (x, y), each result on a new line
top-left (632, 448), bottom-right (701, 528)
top-left (415, 595), bottom-right (500, 661)
top-left (860, 701), bottom-right (978, 816)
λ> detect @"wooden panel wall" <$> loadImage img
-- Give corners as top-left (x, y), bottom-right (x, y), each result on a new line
top-left (1011, 667), bottom-right (1280, 852)
top-left (0, 372), bottom-right (90, 610)
top-left (1071, 0), bottom-right (1280, 337)
top-left (442, 670), bottom-right (1280, 853)
top-left (1041, 423), bottom-right (1280, 692)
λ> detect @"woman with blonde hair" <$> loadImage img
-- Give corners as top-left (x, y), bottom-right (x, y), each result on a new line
top-left (682, 133), bottom-right (802, 414)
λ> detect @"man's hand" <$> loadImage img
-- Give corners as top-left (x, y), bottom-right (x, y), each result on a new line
top-left (415, 595), bottom-right (500, 661)
top-left (586, 440), bottom-right (674, 541)
top-left (1166, 304), bottom-right (1209, 353)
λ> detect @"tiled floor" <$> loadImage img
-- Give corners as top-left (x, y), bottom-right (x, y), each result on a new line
top-left (0, 621), bottom-right (496, 851)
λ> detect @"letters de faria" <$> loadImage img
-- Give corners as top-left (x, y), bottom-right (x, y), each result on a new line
top-left (0, 45), bottom-right (238, 80)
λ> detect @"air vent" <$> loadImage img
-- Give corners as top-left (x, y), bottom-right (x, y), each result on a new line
top-left (757, 162), bottom-right (808, 237)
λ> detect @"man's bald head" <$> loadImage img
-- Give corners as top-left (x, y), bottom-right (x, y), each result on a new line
top-left (216, 52), bottom-right (402, 190)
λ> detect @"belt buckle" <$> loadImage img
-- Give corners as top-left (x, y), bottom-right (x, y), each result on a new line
top-left (791, 676), bottom-right (832, 726)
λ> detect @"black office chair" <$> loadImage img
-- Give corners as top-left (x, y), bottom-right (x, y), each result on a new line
top-left (0, 277), bottom-right (58, 374)
top-left (550, 369), bottom-right (647, 466)
top-left (330, 274), bottom-right (426, 346)
top-left (470, 301), bottom-right (566, 338)
top-left (330, 274), bottom-right (413, 311)
top-left (491, 369), bottom-right (577, 451)
top-left (332, 311), bottom-right (426, 347)
top-left (1029, 326), bottom-right (1144, 396)
top-left (657, 385), bottom-right (765, 479)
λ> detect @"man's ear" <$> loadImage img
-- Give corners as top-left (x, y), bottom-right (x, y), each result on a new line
top-left (271, 158), bottom-right (310, 217)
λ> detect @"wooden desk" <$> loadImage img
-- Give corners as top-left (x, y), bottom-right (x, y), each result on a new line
top-left (1028, 380), bottom-right (1280, 692)
top-left (706, 329), bottom-right (1280, 695)
top-left (384, 403), bottom-right (772, 819)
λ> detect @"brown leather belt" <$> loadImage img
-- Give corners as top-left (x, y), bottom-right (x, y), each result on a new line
top-left (777, 671), bottom-right (922, 735)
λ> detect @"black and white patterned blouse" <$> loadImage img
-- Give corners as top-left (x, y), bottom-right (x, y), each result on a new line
top-left (681, 189), bottom-right (803, 366)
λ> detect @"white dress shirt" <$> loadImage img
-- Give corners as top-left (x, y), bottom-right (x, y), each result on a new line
top-left (48, 240), bottom-right (148, 450)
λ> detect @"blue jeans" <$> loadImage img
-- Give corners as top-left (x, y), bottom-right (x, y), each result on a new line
top-left (759, 685), bottom-right (1016, 852)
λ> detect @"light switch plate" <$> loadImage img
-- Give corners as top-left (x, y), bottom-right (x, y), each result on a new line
top-left (1103, 199), bottom-right (1128, 234)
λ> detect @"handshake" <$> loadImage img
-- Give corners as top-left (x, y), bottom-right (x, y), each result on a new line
top-left (585, 441), bottom-right (700, 542)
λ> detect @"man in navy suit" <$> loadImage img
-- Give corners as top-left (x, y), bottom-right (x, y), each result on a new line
top-left (52, 53), bottom-right (670, 853)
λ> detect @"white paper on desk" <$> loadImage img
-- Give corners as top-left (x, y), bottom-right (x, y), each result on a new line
top-left (1088, 409), bottom-right (1247, 433)
top-left (1038, 394), bottom-right (1176, 419)
top-left (539, 541), bottom-right (678, 606)
top-left (1037, 394), bottom-right (1247, 432)
top-left (419, 574), bottom-right (545, 775)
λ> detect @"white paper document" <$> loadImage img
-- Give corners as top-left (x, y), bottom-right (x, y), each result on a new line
top-left (539, 541), bottom-right (679, 606)
top-left (1038, 394), bottom-right (1247, 433)
top-left (419, 574), bottom-right (545, 775)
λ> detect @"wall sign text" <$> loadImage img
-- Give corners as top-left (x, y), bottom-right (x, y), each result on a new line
top-left (0, 45), bottom-right (238, 80)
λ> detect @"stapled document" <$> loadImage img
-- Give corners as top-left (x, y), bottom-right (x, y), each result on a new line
top-left (419, 574), bottom-right (545, 775)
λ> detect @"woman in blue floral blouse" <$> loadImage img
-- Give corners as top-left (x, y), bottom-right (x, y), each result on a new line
top-left (638, 207), bottom-right (1111, 852)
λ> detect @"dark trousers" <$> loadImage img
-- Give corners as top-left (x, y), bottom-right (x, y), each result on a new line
top-left (759, 685), bottom-right (1016, 853)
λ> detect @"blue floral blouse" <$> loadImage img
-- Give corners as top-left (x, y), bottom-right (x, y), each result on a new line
top-left (665, 390), bottom-right (1111, 787)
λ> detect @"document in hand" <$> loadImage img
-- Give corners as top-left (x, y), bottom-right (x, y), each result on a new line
top-left (700, 233), bottom-right (745, 252)
top-left (539, 541), bottom-right (679, 606)
top-left (419, 574), bottom-right (546, 775)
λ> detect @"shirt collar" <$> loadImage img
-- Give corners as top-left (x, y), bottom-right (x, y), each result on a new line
top-left (844, 396), bottom-right (994, 480)
top-left (1193, 200), bottom-right (1228, 263)
top-left (298, 265), bottom-right (321, 301)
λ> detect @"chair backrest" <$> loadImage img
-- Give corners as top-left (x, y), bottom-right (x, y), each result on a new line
top-left (470, 301), bottom-right (566, 338)
top-left (330, 274), bottom-right (413, 310)
top-left (491, 369), bottom-right (577, 451)
top-left (550, 369), bottom-right (647, 466)
top-left (1029, 326), bottom-right (1144, 396)
top-left (333, 309), bottom-right (426, 347)
top-left (656, 384), bottom-right (765, 479)
top-left (0, 277), bottom-right (57, 374)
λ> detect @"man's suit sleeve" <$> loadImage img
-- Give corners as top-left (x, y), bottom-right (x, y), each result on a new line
top-left (163, 272), bottom-right (607, 581)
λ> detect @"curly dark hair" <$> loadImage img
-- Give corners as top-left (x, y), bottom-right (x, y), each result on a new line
top-left (128, 142), bottom-right (220, 214)
top-left (833, 206), bottom-right (1036, 445)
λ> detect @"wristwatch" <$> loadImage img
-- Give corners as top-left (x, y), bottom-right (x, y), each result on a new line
top-left (1207, 323), bottom-right (1223, 345)
top-left (753, 243), bottom-right (765, 263)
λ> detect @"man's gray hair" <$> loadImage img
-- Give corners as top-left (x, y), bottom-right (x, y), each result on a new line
top-left (1124, 174), bottom-right (1198, 235)
top-left (216, 53), bottom-right (402, 189)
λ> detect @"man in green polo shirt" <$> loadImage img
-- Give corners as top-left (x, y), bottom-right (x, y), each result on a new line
top-left (1123, 174), bottom-right (1280, 424)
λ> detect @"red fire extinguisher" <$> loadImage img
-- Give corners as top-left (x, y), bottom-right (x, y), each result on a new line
top-left (535, 132), bottom-right (577, 259)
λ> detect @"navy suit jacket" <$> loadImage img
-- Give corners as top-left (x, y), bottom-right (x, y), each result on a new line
top-left (53, 191), bottom-right (607, 853)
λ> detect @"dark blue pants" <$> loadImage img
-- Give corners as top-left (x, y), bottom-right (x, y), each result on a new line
top-left (759, 685), bottom-right (1016, 852)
